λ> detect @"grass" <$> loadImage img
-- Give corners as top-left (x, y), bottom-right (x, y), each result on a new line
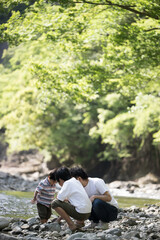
top-left (116, 196), bottom-right (160, 208)
top-left (0, 191), bottom-right (34, 198)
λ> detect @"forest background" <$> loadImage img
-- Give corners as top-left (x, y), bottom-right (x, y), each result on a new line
top-left (0, 0), bottom-right (160, 181)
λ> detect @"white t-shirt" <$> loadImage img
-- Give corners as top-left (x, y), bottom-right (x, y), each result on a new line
top-left (57, 177), bottom-right (92, 214)
top-left (84, 177), bottom-right (118, 208)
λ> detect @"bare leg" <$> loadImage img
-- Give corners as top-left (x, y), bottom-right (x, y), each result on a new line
top-left (54, 207), bottom-right (76, 231)
top-left (56, 216), bottom-right (63, 224)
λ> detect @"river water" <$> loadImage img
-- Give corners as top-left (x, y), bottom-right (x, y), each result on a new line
top-left (0, 191), bottom-right (160, 219)
top-left (0, 191), bottom-right (37, 219)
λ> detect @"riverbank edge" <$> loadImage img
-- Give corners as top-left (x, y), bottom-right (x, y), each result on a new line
top-left (0, 170), bottom-right (160, 200)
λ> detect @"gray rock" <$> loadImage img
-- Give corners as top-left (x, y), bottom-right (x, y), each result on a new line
top-left (139, 232), bottom-right (148, 239)
top-left (104, 228), bottom-right (121, 236)
top-left (11, 225), bottom-right (22, 234)
top-left (67, 232), bottom-right (85, 240)
top-left (25, 232), bottom-right (38, 237)
top-left (0, 217), bottom-right (10, 230)
top-left (123, 218), bottom-right (138, 226)
top-left (27, 217), bottom-right (39, 227)
top-left (96, 231), bottom-right (106, 239)
top-left (39, 224), bottom-right (46, 231)
top-left (139, 226), bottom-right (148, 232)
top-left (60, 229), bottom-right (71, 236)
top-left (0, 233), bottom-right (18, 240)
top-left (45, 222), bottom-right (61, 232)
top-left (84, 233), bottom-right (101, 240)
top-left (130, 238), bottom-right (140, 240)
top-left (122, 231), bottom-right (140, 239)
top-left (0, 203), bottom-right (160, 240)
top-left (21, 223), bottom-right (30, 229)
top-left (2, 225), bottom-right (12, 231)
top-left (45, 231), bottom-right (60, 239)
top-left (30, 224), bottom-right (39, 230)
top-left (104, 234), bottom-right (118, 240)
top-left (11, 220), bottom-right (23, 229)
top-left (25, 237), bottom-right (43, 240)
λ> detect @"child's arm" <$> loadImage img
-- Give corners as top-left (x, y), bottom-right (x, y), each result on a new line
top-left (31, 190), bottom-right (38, 204)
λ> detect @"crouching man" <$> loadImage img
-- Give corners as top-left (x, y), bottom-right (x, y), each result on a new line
top-left (51, 166), bottom-right (92, 232)
top-left (70, 166), bottom-right (118, 229)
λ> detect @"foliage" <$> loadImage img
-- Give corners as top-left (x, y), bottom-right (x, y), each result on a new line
top-left (0, 0), bottom-right (160, 170)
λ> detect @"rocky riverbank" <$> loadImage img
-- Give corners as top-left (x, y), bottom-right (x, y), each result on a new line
top-left (0, 171), bottom-right (39, 192)
top-left (0, 204), bottom-right (160, 240)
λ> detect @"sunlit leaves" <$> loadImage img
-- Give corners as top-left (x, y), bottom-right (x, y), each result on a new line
top-left (0, 0), bottom-right (160, 166)
top-left (131, 94), bottom-right (160, 139)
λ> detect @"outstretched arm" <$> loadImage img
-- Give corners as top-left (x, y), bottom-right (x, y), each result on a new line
top-left (31, 190), bottom-right (38, 204)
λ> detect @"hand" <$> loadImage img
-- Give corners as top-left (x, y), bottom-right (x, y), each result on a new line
top-left (90, 195), bottom-right (96, 202)
top-left (31, 199), bottom-right (36, 204)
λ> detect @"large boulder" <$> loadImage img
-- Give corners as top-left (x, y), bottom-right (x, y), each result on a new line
top-left (0, 217), bottom-right (10, 230)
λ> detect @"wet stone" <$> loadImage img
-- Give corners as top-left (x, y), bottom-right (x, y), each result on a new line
top-left (0, 204), bottom-right (160, 240)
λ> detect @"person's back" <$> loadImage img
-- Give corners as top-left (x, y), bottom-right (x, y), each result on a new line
top-left (36, 177), bottom-right (56, 207)
top-left (58, 176), bottom-right (91, 213)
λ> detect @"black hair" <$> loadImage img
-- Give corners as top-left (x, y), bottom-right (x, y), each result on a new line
top-left (49, 169), bottom-right (57, 181)
top-left (55, 166), bottom-right (71, 182)
top-left (70, 166), bottom-right (88, 180)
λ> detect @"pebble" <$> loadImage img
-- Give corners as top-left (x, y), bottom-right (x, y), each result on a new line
top-left (0, 205), bottom-right (160, 240)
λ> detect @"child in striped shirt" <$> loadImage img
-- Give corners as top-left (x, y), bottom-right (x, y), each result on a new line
top-left (31, 169), bottom-right (57, 223)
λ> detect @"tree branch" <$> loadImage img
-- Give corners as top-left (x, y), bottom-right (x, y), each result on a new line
top-left (144, 28), bottom-right (160, 32)
top-left (73, 0), bottom-right (159, 20)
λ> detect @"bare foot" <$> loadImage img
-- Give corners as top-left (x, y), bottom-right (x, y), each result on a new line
top-left (69, 223), bottom-right (77, 232)
top-left (40, 219), bottom-right (48, 224)
top-left (75, 220), bottom-right (85, 228)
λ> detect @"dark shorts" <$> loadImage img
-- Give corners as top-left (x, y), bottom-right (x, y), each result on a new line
top-left (51, 199), bottom-right (90, 221)
top-left (37, 203), bottom-right (52, 220)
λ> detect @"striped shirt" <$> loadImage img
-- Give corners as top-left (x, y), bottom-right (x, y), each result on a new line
top-left (36, 177), bottom-right (56, 208)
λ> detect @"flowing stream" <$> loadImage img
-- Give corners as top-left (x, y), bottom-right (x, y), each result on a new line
top-left (0, 191), bottom-right (160, 219)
